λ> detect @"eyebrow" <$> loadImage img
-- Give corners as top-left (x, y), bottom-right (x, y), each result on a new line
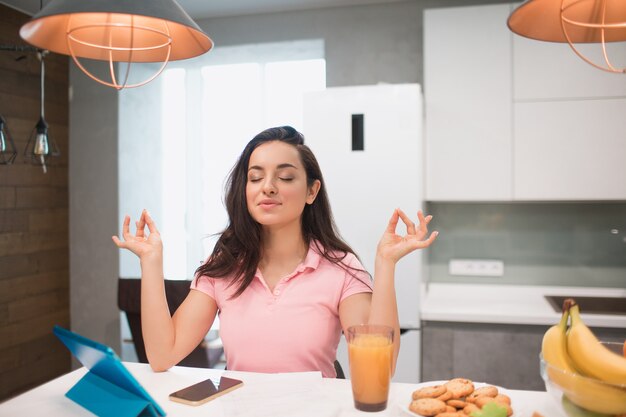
top-left (248, 163), bottom-right (298, 171)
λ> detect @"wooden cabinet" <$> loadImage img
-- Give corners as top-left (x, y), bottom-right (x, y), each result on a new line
top-left (424, 3), bottom-right (626, 201)
top-left (424, 4), bottom-right (513, 201)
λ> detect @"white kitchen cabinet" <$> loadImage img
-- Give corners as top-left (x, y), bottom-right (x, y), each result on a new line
top-left (514, 36), bottom-right (626, 101)
top-left (425, 3), bottom-right (626, 201)
top-left (514, 98), bottom-right (626, 200)
top-left (424, 4), bottom-right (513, 201)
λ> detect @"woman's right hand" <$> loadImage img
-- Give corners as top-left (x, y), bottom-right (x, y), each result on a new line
top-left (112, 209), bottom-right (163, 262)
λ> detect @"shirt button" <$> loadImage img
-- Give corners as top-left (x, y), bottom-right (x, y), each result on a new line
top-left (273, 289), bottom-right (280, 295)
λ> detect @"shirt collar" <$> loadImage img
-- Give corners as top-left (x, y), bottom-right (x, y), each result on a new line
top-left (254, 240), bottom-right (323, 282)
top-left (301, 241), bottom-right (323, 271)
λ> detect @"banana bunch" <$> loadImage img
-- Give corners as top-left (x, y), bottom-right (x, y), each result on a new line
top-left (541, 298), bottom-right (626, 415)
top-left (567, 303), bottom-right (626, 385)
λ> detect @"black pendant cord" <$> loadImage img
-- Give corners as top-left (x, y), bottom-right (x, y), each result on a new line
top-left (40, 53), bottom-right (45, 119)
top-left (40, 0), bottom-right (44, 119)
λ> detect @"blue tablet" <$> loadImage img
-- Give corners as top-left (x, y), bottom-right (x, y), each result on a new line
top-left (53, 325), bottom-right (166, 417)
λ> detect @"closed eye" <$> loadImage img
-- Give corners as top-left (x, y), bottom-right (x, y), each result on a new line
top-left (279, 177), bottom-right (294, 182)
top-left (249, 178), bottom-right (263, 183)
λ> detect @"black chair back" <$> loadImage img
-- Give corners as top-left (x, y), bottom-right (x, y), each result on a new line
top-left (334, 360), bottom-right (345, 379)
top-left (117, 278), bottom-right (222, 368)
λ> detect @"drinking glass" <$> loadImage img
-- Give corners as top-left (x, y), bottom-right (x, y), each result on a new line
top-left (346, 324), bottom-right (394, 412)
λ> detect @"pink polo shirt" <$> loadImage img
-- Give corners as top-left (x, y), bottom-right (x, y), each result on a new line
top-left (190, 244), bottom-right (373, 377)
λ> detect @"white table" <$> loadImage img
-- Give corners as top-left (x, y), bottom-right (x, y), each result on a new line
top-left (0, 362), bottom-right (563, 417)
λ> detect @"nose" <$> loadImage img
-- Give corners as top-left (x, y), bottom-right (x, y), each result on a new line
top-left (262, 178), bottom-right (277, 195)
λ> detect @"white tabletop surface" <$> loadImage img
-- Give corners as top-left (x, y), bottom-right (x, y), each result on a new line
top-left (0, 362), bottom-right (563, 417)
top-left (420, 283), bottom-right (626, 328)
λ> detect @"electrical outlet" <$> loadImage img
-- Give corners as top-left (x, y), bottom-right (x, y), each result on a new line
top-left (449, 259), bottom-right (504, 277)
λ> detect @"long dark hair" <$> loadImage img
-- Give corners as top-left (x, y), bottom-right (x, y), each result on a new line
top-left (195, 126), bottom-right (365, 298)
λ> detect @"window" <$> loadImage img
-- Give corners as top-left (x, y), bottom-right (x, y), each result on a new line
top-left (198, 58), bottom-right (326, 258)
top-left (119, 40), bottom-right (325, 280)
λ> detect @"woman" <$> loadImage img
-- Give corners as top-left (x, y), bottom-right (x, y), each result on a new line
top-left (113, 126), bottom-right (437, 377)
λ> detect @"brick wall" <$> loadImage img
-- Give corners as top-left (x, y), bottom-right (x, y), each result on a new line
top-left (0, 3), bottom-right (70, 400)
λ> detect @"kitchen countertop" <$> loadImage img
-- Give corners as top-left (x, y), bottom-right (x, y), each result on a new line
top-left (420, 283), bottom-right (626, 328)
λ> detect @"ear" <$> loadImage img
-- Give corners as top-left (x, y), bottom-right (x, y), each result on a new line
top-left (306, 180), bottom-right (321, 205)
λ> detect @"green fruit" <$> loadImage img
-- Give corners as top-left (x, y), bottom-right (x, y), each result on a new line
top-left (561, 395), bottom-right (613, 417)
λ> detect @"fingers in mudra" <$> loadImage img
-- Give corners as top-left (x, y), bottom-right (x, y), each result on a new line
top-left (391, 208), bottom-right (438, 248)
top-left (112, 210), bottom-right (157, 249)
top-left (111, 215), bottom-right (132, 248)
top-left (415, 210), bottom-right (433, 241)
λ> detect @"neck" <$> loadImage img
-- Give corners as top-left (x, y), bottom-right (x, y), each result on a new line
top-left (260, 222), bottom-right (308, 266)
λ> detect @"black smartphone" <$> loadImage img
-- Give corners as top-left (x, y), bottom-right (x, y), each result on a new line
top-left (169, 376), bottom-right (243, 406)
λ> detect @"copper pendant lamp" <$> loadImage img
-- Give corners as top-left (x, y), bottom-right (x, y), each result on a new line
top-left (19, 0), bottom-right (214, 89)
top-left (508, 0), bottom-right (626, 73)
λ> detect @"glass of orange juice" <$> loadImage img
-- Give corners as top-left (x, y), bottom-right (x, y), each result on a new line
top-left (346, 324), bottom-right (394, 412)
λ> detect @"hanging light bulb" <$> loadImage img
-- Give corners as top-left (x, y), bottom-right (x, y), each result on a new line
top-left (19, 0), bottom-right (213, 90)
top-left (33, 117), bottom-right (49, 166)
top-left (0, 115), bottom-right (18, 165)
top-left (24, 50), bottom-right (59, 174)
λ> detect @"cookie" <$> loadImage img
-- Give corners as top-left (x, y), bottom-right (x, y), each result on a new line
top-left (494, 394), bottom-right (511, 405)
top-left (475, 395), bottom-right (511, 408)
top-left (435, 413), bottom-right (466, 417)
top-left (447, 399), bottom-right (468, 409)
top-left (413, 385), bottom-right (447, 400)
top-left (463, 404), bottom-right (480, 415)
top-left (436, 390), bottom-right (452, 402)
top-left (409, 398), bottom-right (448, 416)
top-left (474, 397), bottom-right (496, 408)
top-left (467, 385), bottom-right (498, 401)
top-left (445, 405), bottom-right (457, 413)
top-left (444, 378), bottom-right (475, 399)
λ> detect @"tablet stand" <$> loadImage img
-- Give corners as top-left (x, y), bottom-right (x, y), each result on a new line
top-left (66, 371), bottom-right (161, 417)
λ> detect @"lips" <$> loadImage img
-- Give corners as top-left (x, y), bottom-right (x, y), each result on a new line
top-left (258, 199), bottom-right (280, 209)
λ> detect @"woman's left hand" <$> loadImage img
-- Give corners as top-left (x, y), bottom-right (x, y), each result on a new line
top-left (376, 209), bottom-right (438, 264)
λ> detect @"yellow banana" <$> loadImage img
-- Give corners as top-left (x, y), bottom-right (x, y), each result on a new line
top-left (541, 299), bottom-right (626, 415)
top-left (541, 299), bottom-right (575, 373)
top-left (567, 303), bottom-right (626, 385)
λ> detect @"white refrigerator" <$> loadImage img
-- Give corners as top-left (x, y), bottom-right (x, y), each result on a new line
top-left (303, 84), bottom-right (425, 383)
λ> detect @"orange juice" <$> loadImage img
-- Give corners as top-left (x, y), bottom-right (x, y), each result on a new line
top-left (347, 326), bottom-right (393, 412)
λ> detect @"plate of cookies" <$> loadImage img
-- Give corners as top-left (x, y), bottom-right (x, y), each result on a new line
top-left (401, 378), bottom-right (516, 417)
